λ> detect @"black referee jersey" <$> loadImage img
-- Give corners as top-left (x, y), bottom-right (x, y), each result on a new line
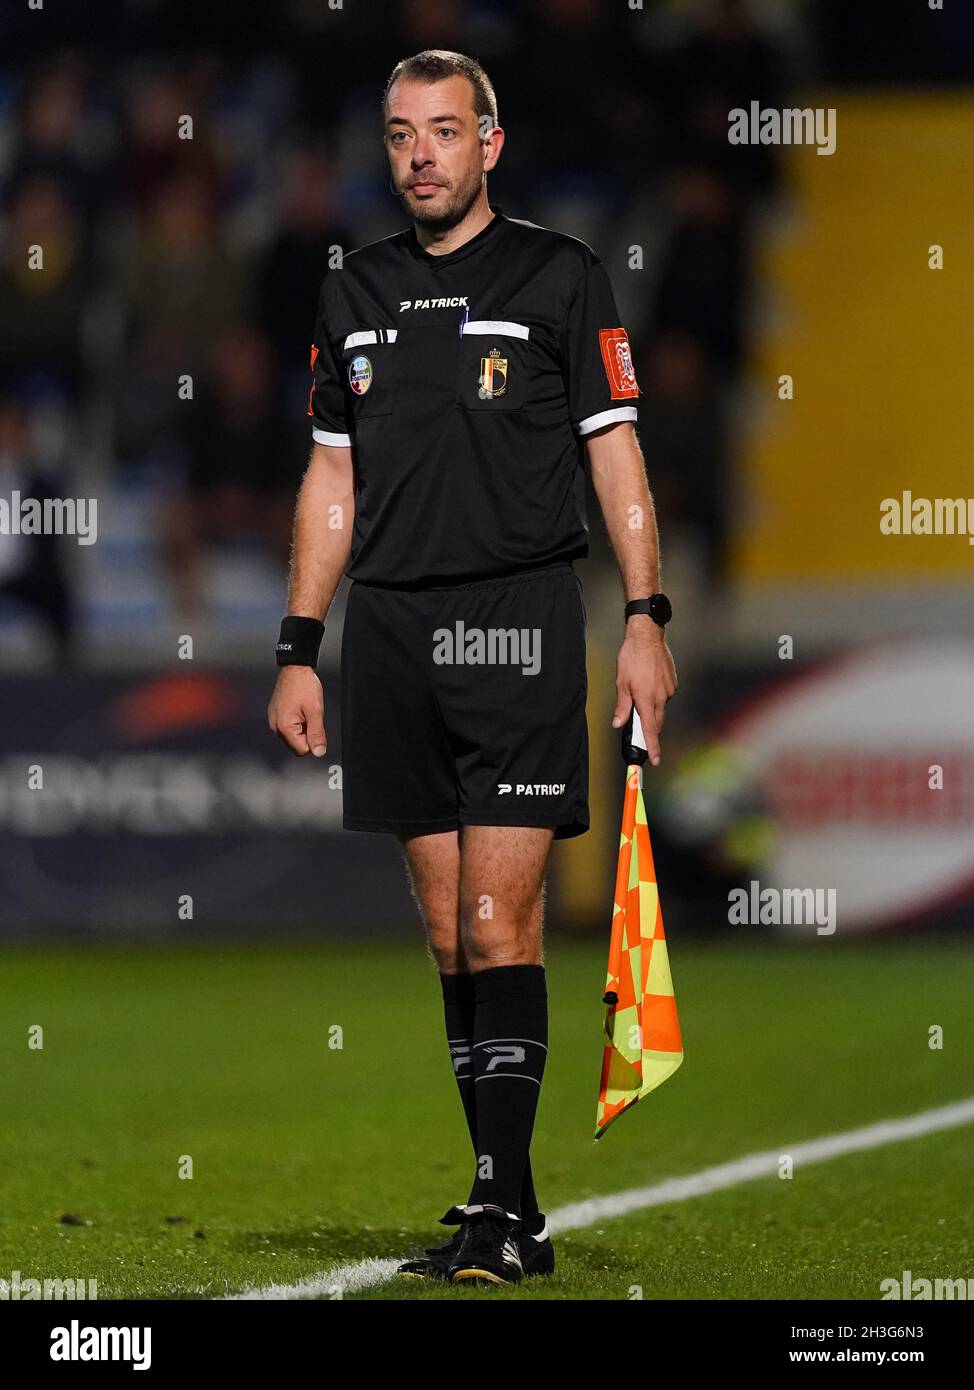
top-left (307, 204), bottom-right (638, 587)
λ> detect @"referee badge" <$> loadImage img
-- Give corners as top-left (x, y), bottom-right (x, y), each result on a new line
top-left (598, 328), bottom-right (639, 400)
top-left (348, 354), bottom-right (373, 395)
top-left (478, 348), bottom-right (508, 400)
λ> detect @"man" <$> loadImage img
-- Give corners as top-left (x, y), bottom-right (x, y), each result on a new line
top-left (267, 50), bottom-right (677, 1286)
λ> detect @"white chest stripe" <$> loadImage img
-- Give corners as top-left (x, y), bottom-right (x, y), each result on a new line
top-left (343, 329), bottom-right (398, 350)
top-left (461, 320), bottom-right (530, 341)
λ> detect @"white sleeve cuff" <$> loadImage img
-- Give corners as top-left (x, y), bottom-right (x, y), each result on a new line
top-left (576, 406), bottom-right (638, 437)
top-left (312, 427), bottom-right (353, 447)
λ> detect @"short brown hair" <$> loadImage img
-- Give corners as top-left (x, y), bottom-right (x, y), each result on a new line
top-left (383, 49), bottom-right (498, 129)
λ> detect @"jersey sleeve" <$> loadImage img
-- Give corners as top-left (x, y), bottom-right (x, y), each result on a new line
top-left (307, 279), bottom-right (353, 447)
top-left (562, 260), bottom-right (639, 437)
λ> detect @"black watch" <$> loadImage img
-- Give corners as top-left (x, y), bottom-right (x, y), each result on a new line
top-left (625, 593), bottom-right (672, 628)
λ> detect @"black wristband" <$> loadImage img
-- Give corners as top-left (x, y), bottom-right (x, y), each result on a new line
top-left (625, 593), bottom-right (672, 628)
top-left (276, 615), bottom-right (325, 667)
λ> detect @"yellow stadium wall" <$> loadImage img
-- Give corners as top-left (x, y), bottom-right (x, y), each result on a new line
top-left (733, 93), bottom-right (974, 583)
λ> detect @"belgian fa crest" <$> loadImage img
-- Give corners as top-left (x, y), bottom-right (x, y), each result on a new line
top-left (478, 348), bottom-right (508, 400)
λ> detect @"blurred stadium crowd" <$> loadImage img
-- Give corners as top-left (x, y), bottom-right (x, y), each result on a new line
top-left (0, 0), bottom-right (965, 664)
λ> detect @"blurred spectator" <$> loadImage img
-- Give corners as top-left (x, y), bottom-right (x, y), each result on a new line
top-left (114, 166), bottom-right (247, 478)
top-left (160, 323), bottom-right (297, 618)
top-left (513, 0), bottom-right (652, 217)
top-left (113, 323), bottom-right (193, 472)
top-left (125, 169), bottom-right (245, 378)
top-left (121, 72), bottom-right (217, 213)
top-left (665, 0), bottom-right (784, 196)
top-left (254, 147), bottom-right (350, 394)
top-left (0, 387), bottom-right (74, 656)
top-left (402, 0), bottom-right (467, 48)
top-left (636, 331), bottom-right (730, 586)
top-left (4, 54), bottom-right (109, 223)
top-left (651, 164), bottom-right (749, 379)
top-left (0, 176), bottom-right (89, 396)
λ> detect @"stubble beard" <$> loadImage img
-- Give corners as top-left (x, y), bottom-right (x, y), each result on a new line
top-left (401, 167), bottom-right (485, 234)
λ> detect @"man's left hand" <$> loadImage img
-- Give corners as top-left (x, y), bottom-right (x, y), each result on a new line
top-left (611, 620), bottom-right (678, 767)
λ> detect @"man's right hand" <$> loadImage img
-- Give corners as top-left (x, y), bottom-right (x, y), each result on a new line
top-left (267, 666), bottom-right (326, 757)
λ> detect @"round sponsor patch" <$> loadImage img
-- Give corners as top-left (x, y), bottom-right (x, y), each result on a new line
top-left (348, 355), bottom-right (373, 395)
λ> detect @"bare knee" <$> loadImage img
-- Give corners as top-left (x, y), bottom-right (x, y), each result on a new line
top-left (457, 825), bottom-right (550, 970)
top-left (399, 831), bottom-right (467, 973)
top-left (460, 891), bottom-right (543, 971)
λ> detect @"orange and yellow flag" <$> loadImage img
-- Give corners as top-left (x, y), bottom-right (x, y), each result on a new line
top-left (595, 714), bottom-right (683, 1139)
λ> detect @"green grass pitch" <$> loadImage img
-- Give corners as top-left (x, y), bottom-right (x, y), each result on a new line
top-left (1, 938), bottom-right (972, 1300)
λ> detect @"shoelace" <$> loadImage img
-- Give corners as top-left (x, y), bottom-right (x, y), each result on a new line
top-left (466, 1212), bottom-right (518, 1254)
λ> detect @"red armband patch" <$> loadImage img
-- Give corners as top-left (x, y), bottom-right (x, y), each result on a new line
top-left (307, 344), bottom-right (319, 416)
top-left (598, 328), bottom-right (639, 400)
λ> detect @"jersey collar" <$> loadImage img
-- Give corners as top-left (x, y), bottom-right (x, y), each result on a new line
top-left (405, 203), bottom-right (506, 270)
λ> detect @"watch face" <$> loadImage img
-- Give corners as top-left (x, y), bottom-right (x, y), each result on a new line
top-left (650, 593), bottom-right (672, 626)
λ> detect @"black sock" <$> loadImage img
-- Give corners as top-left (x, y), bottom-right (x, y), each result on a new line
top-left (519, 1154), bottom-right (542, 1235)
top-left (465, 964), bottom-right (548, 1222)
top-left (440, 971), bottom-right (478, 1156)
top-left (441, 971), bottom-right (544, 1233)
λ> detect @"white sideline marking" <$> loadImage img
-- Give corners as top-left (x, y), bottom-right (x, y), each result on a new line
top-left (223, 1256), bottom-right (403, 1301)
top-left (220, 1097), bottom-right (974, 1300)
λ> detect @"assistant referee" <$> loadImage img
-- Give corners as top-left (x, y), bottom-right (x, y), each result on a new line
top-left (268, 49), bottom-right (678, 1286)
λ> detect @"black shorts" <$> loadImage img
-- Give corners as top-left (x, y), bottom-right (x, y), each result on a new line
top-left (340, 562), bottom-right (589, 840)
